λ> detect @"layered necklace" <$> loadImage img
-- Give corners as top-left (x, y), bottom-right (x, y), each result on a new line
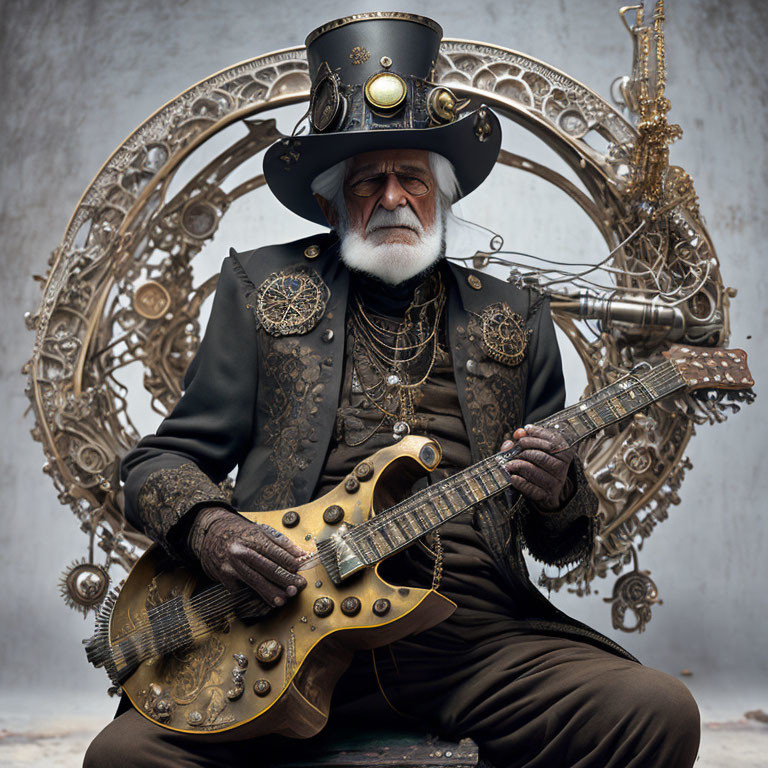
top-left (349, 269), bottom-right (446, 441)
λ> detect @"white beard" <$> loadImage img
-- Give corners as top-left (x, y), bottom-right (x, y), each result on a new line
top-left (338, 203), bottom-right (445, 285)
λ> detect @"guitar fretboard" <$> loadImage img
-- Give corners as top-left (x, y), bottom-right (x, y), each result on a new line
top-left (329, 359), bottom-right (685, 579)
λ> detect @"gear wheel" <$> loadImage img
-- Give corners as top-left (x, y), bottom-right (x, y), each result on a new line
top-left (59, 560), bottom-right (110, 615)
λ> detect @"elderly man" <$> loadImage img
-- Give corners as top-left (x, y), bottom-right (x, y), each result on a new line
top-left (84, 12), bottom-right (700, 768)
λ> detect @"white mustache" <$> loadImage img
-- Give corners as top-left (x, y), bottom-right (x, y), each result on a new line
top-left (365, 205), bottom-right (424, 236)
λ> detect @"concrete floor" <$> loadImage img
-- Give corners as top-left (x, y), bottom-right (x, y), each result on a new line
top-left (1, 688), bottom-right (766, 767)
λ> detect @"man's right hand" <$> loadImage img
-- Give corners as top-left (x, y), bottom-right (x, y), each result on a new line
top-left (187, 507), bottom-right (308, 611)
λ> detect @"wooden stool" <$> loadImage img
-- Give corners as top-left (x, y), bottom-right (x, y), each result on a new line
top-left (270, 728), bottom-right (488, 767)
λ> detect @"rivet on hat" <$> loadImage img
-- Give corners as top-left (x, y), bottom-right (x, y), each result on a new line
top-left (304, 244), bottom-right (320, 259)
top-left (468, 274), bottom-right (482, 290)
top-left (380, 55), bottom-right (392, 69)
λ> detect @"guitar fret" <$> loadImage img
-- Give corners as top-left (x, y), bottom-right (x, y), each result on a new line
top-left (365, 533), bottom-right (383, 558)
top-left (432, 492), bottom-right (452, 520)
top-left (377, 526), bottom-right (394, 552)
top-left (391, 516), bottom-right (409, 544)
top-left (407, 507), bottom-right (429, 532)
top-left (465, 475), bottom-right (484, 502)
top-left (420, 502), bottom-right (440, 527)
top-left (444, 486), bottom-right (465, 512)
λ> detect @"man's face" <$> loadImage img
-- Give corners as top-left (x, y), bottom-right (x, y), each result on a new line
top-left (315, 147), bottom-right (446, 285)
top-left (342, 149), bottom-right (437, 244)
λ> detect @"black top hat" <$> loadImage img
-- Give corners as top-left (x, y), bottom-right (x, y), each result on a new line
top-left (263, 12), bottom-right (502, 225)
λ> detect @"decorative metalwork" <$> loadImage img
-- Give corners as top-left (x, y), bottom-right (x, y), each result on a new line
top-left (252, 268), bottom-right (330, 336)
top-left (478, 303), bottom-right (531, 367)
top-left (59, 559), bottom-right (110, 614)
top-left (25, 1), bottom-right (745, 631)
top-left (349, 46), bottom-right (371, 65)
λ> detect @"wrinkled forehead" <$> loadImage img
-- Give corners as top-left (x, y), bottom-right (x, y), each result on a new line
top-left (346, 148), bottom-right (432, 177)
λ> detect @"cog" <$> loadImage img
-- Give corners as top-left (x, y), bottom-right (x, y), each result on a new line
top-left (59, 560), bottom-right (110, 615)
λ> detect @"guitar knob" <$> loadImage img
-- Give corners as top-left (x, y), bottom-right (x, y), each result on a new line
top-left (354, 462), bottom-right (373, 481)
top-left (255, 639), bottom-right (283, 665)
top-left (253, 679), bottom-right (271, 697)
top-left (313, 597), bottom-right (334, 617)
top-left (344, 476), bottom-right (360, 493)
top-left (282, 511), bottom-right (300, 528)
top-left (341, 596), bottom-right (361, 616)
top-left (323, 505), bottom-right (344, 525)
top-left (372, 598), bottom-right (391, 616)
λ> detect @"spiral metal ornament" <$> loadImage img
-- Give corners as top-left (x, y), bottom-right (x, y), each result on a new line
top-left (25, 2), bottom-right (743, 630)
top-left (604, 567), bottom-right (662, 634)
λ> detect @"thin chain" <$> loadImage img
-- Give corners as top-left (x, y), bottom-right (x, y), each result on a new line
top-left (431, 530), bottom-right (444, 590)
top-left (349, 271), bottom-right (446, 430)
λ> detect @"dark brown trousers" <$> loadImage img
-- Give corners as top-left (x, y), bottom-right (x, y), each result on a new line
top-left (83, 627), bottom-right (700, 768)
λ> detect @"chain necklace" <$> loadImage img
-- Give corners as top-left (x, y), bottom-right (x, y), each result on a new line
top-left (350, 270), bottom-right (446, 439)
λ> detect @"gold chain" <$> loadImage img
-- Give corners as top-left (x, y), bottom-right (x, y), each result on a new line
top-left (431, 530), bottom-right (444, 590)
top-left (349, 272), bottom-right (446, 430)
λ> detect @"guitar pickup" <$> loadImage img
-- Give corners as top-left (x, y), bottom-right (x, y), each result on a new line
top-left (315, 525), bottom-right (366, 584)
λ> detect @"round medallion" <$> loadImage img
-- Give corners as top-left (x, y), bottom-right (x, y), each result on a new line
top-left (479, 303), bottom-right (531, 367)
top-left (254, 268), bottom-right (330, 336)
top-left (59, 560), bottom-right (110, 614)
top-left (364, 72), bottom-right (407, 111)
top-left (134, 281), bottom-right (171, 320)
top-left (180, 199), bottom-right (218, 238)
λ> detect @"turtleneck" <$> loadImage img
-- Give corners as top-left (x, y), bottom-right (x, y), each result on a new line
top-left (348, 262), bottom-right (443, 318)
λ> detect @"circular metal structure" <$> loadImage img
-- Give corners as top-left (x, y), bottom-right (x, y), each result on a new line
top-left (25, 8), bottom-right (744, 631)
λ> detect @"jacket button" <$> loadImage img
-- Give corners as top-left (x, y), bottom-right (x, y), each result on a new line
top-left (304, 244), bottom-right (320, 259)
top-left (467, 274), bottom-right (482, 290)
top-left (321, 328), bottom-right (334, 343)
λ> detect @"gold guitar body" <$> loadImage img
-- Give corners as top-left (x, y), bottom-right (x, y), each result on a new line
top-left (114, 436), bottom-right (456, 739)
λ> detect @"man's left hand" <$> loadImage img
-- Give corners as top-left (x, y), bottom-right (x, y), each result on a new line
top-left (501, 425), bottom-right (576, 511)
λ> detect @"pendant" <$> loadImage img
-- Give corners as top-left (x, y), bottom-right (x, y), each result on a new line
top-left (386, 374), bottom-right (401, 386)
top-left (392, 421), bottom-right (410, 441)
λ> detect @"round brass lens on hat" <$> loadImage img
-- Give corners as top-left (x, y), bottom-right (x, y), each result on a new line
top-left (364, 72), bottom-right (407, 110)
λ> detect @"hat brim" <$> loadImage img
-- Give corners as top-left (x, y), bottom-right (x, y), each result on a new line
top-left (263, 108), bottom-right (502, 226)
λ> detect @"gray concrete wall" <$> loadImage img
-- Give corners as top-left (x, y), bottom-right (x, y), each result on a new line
top-left (1, 0), bottom-right (766, 717)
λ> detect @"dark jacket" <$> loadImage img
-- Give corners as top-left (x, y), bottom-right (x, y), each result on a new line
top-left (121, 232), bottom-right (634, 661)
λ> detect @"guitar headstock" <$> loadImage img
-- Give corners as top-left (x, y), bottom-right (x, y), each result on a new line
top-left (662, 344), bottom-right (755, 392)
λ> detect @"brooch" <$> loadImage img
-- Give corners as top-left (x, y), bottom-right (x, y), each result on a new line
top-left (478, 302), bottom-right (531, 366)
top-left (252, 268), bottom-right (330, 336)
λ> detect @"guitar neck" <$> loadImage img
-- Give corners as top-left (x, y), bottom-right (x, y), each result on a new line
top-left (327, 359), bottom-right (685, 580)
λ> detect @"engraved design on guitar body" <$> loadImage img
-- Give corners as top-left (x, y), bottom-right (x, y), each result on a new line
top-left (285, 627), bottom-right (297, 677)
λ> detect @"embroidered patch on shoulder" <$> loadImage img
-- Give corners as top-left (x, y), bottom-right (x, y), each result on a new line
top-left (479, 302), bottom-right (532, 366)
top-left (251, 267), bottom-right (330, 336)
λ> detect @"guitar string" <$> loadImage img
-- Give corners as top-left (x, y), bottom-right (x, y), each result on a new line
top-left (111, 588), bottom-right (272, 669)
top-left (344, 362), bottom-right (681, 545)
top-left (130, 356), bottom-right (740, 658)
top-left (343, 362), bottom-right (685, 549)
top-left (109, 361), bottom-right (694, 664)
top-left (115, 360), bottom-right (713, 664)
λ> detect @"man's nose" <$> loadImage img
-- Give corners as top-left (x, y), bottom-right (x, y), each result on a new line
top-left (379, 174), bottom-right (409, 210)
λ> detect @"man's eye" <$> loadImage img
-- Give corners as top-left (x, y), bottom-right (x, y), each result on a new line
top-left (399, 176), bottom-right (429, 195)
top-left (349, 176), bottom-right (385, 196)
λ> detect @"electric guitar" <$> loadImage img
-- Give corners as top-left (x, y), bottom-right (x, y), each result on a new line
top-left (84, 344), bottom-right (753, 739)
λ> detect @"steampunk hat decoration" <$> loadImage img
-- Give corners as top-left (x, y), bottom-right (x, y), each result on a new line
top-left (263, 12), bottom-right (502, 225)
